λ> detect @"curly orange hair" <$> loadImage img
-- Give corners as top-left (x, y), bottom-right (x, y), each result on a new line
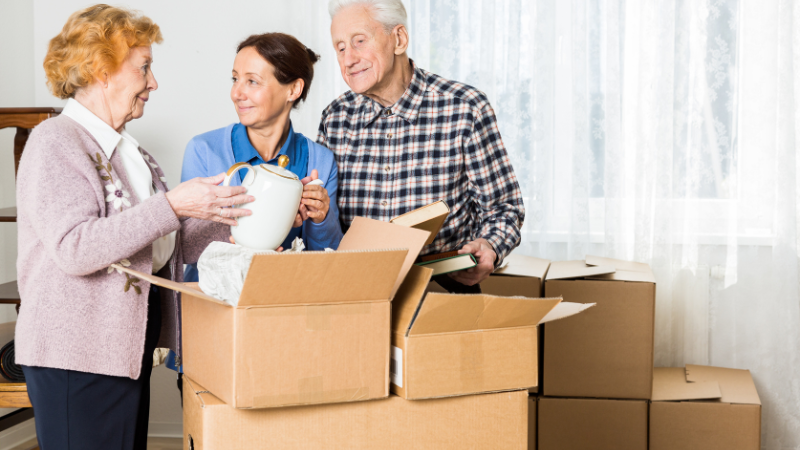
top-left (43, 4), bottom-right (163, 99)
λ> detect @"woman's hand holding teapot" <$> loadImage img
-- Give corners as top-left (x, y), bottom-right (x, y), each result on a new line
top-left (297, 169), bottom-right (330, 224)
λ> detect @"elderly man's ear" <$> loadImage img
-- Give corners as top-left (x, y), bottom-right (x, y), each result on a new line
top-left (393, 25), bottom-right (410, 56)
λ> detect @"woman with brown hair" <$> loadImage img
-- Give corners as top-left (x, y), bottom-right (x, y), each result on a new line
top-left (181, 33), bottom-right (343, 270)
top-left (15, 4), bottom-right (254, 449)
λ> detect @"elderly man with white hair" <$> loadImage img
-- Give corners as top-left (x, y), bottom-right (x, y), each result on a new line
top-left (318, 0), bottom-right (525, 293)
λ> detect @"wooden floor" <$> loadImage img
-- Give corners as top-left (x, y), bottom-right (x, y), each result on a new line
top-left (8, 437), bottom-right (182, 449)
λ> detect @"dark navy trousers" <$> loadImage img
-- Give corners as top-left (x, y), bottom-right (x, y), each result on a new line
top-left (22, 286), bottom-right (162, 450)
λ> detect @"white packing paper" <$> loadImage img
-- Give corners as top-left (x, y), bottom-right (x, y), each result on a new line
top-left (197, 238), bottom-right (305, 306)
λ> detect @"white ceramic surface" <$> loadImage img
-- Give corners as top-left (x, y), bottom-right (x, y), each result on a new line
top-left (223, 159), bottom-right (304, 251)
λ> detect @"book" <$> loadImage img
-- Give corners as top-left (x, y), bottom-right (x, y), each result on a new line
top-left (390, 200), bottom-right (450, 246)
top-left (417, 250), bottom-right (460, 263)
top-left (416, 253), bottom-right (478, 276)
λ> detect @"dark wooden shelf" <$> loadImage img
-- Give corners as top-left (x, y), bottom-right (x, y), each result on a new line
top-left (0, 107), bottom-right (61, 114)
top-left (0, 281), bottom-right (19, 303)
top-left (0, 207), bottom-right (16, 223)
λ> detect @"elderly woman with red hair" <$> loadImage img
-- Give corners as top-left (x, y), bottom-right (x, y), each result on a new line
top-left (14, 5), bottom-right (253, 449)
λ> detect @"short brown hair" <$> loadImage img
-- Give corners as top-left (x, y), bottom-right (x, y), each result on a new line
top-left (236, 33), bottom-right (319, 109)
top-left (43, 4), bottom-right (163, 99)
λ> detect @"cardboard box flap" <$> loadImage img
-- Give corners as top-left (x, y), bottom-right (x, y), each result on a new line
top-left (538, 301), bottom-right (596, 324)
top-left (238, 249), bottom-right (407, 306)
top-left (585, 255), bottom-right (656, 283)
top-left (339, 217), bottom-right (430, 297)
top-left (651, 367), bottom-right (722, 401)
top-left (685, 365), bottom-right (762, 405)
top-left (184, 377), bottom-right (225, 407)
top-left (390, 200), bottom-right (449, 246)
top-left (493, 254), bottom-right (550, 279)
top-left (391, 265), bottom-right (435, 335)
top-left (109, 263), bottom-right (226, 306)
top-left (407, 293), bottom-right (563, 336)
top-left (545, 260), bottom-right (616, 280)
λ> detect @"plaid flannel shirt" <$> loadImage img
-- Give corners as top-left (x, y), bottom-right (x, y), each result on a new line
top-left (317, 62), bottom-right (524, 264)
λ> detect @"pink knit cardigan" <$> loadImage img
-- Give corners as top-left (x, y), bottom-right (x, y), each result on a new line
top-left (15, 115), bottom-right (228, 379)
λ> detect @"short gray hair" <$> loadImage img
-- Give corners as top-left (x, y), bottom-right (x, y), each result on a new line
top-left (328, 0), bottom-right (408, 33)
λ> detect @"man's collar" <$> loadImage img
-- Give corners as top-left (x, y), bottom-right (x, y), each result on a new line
top-left (61, 98), bottom-right (124, 159)
top-left (390, 60), bottom-right (426, 124)
top-left (359, 60), bottom-right (426, 127)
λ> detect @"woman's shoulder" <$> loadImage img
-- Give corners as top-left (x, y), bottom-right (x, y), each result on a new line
top-left (26, 115), bottom-right (94, 159)
top-left (187, 123), bottom-right (235, 151)
top-left (300, 133), bottom-right (334, 162)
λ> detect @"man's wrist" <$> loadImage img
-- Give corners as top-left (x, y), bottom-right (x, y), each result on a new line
top-left (479, 235), bottom-right (504, 267)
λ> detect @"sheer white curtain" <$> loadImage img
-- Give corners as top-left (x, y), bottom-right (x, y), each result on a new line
top-left (406, 0), bottom-right (800, 447)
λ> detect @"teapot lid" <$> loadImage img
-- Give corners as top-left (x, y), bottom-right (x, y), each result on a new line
top-left (261, 155), bottom-right (299, 180)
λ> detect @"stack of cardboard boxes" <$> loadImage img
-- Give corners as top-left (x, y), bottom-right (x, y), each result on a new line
top-left (478, 256), bottom-right (761, 450)
top-left (120, 219), bottom-right (593, 449)
top-left (120, 216), bottom-right (762, 449)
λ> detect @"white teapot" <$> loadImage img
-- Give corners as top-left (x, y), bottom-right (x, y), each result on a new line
top-left (223, 155), bottom-right (322, 251)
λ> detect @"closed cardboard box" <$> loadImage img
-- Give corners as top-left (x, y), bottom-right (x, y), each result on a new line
top-left (183, 377), bottom-right (531, 450)
top-left (538, 397), bottom-right (648, 450)
top-left (542, 256), bottom-right (656, 399)
top-left (391, 266), bottom-right (593, 400)
top-left (118, 218), bottom-right (429, 409)
top-left (650, 365), bottom-right (761, 450)
top-left (482, 254), bottom-right (550, 297)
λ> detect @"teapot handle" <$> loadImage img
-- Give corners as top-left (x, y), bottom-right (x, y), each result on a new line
top-left (223, 162), bottom-right (254, 187)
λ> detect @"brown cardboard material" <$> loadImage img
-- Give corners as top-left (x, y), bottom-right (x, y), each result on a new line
top-left (481, 254), bottom-right (551, 298)
top-left (116, 218), bottom-right (430, 409)
top-left (649, 366), bottom-right (762, 450)
top-left (391, 266), bottom-right (593, 399)
top-left (183, 377), bottom-right (530, 450)
top-left (542, 257), bottom-right (656, 399)
top-left (537, 397), bottom-right (648, 450)
top-left (389, 200), bottom-right (450, 247)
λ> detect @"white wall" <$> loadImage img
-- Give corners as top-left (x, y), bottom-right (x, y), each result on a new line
top-left (1, 0), bottom-right (350, 440)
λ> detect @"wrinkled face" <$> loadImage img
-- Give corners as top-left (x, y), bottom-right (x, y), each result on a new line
top-left (105, 46), bottom-right (157, 125)
top-left (230, 46), bottom-right (294, 128)
top-left (331, 5), bottom-right (398, 95)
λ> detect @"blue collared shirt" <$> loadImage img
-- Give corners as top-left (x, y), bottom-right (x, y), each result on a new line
top-left (231, 122), bottom-right (308, 181)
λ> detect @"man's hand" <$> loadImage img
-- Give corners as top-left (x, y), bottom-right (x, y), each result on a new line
top-left (447, 238), bottom-right (497, 286)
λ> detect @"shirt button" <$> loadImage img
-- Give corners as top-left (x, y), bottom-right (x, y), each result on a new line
top-left (387, 133), bottom-right (393, 139)
top-left (381, 200), bottom-right (388, 206)
top-left (384, 165), bottom-right (390, 172)
top-left (384, 109), bottom-right (392, 116)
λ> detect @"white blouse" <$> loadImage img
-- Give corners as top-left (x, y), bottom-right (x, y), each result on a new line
top-left (62, 98), bottom-right (176, 273)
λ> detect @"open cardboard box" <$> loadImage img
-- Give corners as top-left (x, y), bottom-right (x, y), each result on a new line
top-left (650, 365), bottom-right (761, 450)
top-left (390, 265), bottom-right (594, 400)
top-left (542, 256), bottom-right (656, 399)
top-left (538, 396), bottom-right (648, 450)
top-left (183, 376), bottom-right (531, 450)
top-left (115, 217), bottom-right (430, 409)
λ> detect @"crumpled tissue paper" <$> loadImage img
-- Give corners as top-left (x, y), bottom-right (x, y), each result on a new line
top-left (197, 237), bottom-right (305, 306)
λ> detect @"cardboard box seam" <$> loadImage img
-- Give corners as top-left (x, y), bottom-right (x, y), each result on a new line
top-left (402, 324), bottom-right (542, 338)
